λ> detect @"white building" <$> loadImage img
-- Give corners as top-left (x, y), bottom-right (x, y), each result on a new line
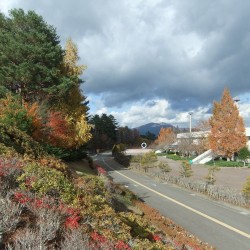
top-left (176, 128), bottom-right (250, 164)
top-left (177, 128), bottom-right (250, 149)
top-left (246, 127), bottom-right (250, 149)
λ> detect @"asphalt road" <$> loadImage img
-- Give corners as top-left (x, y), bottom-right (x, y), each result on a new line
top-left (94, 153), bottom-right (250, 250)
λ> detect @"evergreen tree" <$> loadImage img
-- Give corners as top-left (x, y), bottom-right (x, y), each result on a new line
top-left (238, 147), bottom-right (250, 166)
top-left (179, 161), bottom-right (193, 178)
top-left (209, 88), bottom-right (247, 160)
top-left (141, 131), bottom-right (156, 141)
top-left (0, 9), bottom-right (74, 103)
top-left (117, 126), bottom-right (140, 146)
top-left (242, 176), bottom-right (250, 201)
top-left (89, 114), bottom-right (119, 150)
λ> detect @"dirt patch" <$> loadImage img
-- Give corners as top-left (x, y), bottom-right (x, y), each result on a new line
top-left (67, 159), bottom-right (95, 176)
top-left (158, 156), bottom-right (250, 191)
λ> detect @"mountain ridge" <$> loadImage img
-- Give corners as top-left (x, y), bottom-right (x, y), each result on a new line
top-left (135, 122), bottom-right (174, 136)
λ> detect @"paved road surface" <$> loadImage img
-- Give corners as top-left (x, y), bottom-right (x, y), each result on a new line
top-left (94, 153), bottom-right (250, 250)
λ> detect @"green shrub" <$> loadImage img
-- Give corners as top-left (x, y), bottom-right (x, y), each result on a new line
top-left (113, 152), bottom-right (130, 167)
top-left (0, 123), bottom-right (46, 159)
top-left (43, 144), bottom-right (87, 161)
top-left (206, 160), bottom-right (245, 167)
top-left (238, 147), bottom-right (250, 166)
top-left (179, 161), bottom-right (193, 178)
top-left (0, 86), bottom-right (9, 98)
top-left (242, 176), bottom-right (250, 201)
top-left (158, 162), bottom-right (172, 173)
top-left (205, 166), bottom-right (220, 185)
top-left (0, 142), bottom-right (18, 156)
top-left (18, 162), bottom-right (76, 203)
top-left (130, 155), bottom-right (141, 163)
top-left (112, 144), bottom-right (126, 155)
top-left (0, 94), bottom-right (33, 133)
top-left (141, 152), bottom-right (157, 165)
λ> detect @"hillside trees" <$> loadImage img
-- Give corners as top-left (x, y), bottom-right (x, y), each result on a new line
top-left (0, 9), bottom-right (75, 103)
top-left (117, 126), bottom-right (140, 146)
top-left (0, 94), bottom-right (32, 133)
top-left (0, 9), bottom-right (92, 156)
top-left (89, 114), bottom-right (118, 150)
top-left (209, 88), bottom-right (247, 160)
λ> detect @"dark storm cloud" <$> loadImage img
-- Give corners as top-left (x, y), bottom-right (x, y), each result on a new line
top-left (3, 0), bottom-right (250, 112)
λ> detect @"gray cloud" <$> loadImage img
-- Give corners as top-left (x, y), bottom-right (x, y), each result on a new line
top-left (2, 0), bottom-right (250, 116)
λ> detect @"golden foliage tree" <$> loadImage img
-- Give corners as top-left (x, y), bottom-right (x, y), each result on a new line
top-left (58, 38), bottom-right (88, 118)
top-left (209, 88), bottom-right (247, 159)
top-left (66, 114), bottom-right (92, 148)
top-left (155, 128), bottom-right (176, 149)
top-left (63, 38), bottom-right (86, 77)
top-left (51, 38), bottom-right (92, 148)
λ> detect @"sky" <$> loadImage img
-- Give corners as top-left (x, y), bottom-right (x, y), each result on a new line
top-left (1, 0), bottom-right (250, 128)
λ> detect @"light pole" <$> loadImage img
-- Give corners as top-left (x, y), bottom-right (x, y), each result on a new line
top-left (188, 112), bottom-right (193, 159)
top-left (188, 112), bottom-right (193, 134)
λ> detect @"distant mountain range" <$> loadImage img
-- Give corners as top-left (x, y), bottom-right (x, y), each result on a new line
top-left (135, 122), bottom-right (174, 136)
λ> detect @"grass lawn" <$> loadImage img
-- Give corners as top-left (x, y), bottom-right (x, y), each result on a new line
top-left (205, 159), bottom-right (250, 167)
top-left (164, 154), bottom-right (194, 161)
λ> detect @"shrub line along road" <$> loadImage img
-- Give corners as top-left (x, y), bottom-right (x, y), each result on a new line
top-left (93, 153), bottom-right (250, 250)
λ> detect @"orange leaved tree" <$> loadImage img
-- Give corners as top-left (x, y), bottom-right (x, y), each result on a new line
top-left (209, 88), bottom-right (247, 160)
top-left (155, 127), bottom-right (176, 149)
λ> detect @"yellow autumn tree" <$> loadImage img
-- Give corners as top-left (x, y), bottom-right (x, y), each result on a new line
top-left (58, 37), bottom-right (89, 118)
top-left (53, 38), bottom-right (92, 148)
top-left (209, 88), bottom-right (247, 160)
top-left (63, 37), bottom-right (86, 77)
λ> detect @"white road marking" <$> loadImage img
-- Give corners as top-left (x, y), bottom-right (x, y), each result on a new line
top-left (190, 194), bottom-right (196, 196)
top-left (102, 158), bottom-right (250, 239)
top-left (240, 212), bottom-right (249, 215)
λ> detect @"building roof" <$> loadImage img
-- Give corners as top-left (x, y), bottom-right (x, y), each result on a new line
top-left (177, 127), bottom-right (250, 139)
top-left (177, 131), bottom-right (210, 139)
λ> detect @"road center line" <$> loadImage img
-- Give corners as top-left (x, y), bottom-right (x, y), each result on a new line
top-left (102, 158), bottom-right (250, 239)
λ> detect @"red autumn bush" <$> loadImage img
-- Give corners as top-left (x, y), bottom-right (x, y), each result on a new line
top-left (95, 164), bottom-right (107, 176)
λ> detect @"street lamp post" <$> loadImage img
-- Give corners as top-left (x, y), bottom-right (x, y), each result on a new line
top-left (188, 112), bottom-right (193, 159)
top-left (188, 112), bottom-right (193, 134)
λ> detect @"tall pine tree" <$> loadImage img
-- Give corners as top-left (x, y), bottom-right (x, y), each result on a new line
top-left (89, 114), bottom-right (119, 150)
top-left (209, 88), bottom-right (247, 160)
top-left (0, 9), bottom-right (74, 103)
